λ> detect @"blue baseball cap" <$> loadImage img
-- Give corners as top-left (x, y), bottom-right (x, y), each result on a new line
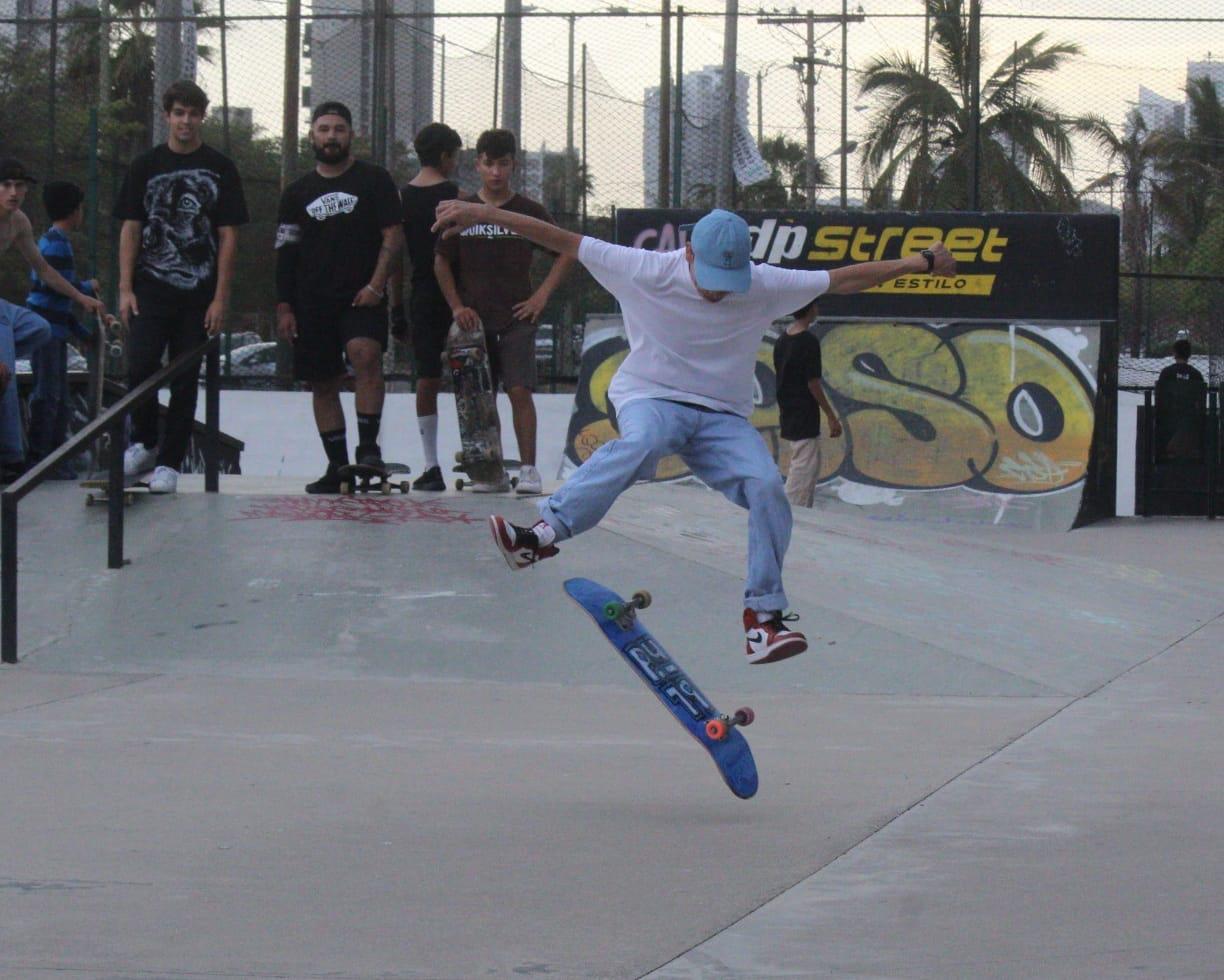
top-left (688, 209), bottom-right (752, 293)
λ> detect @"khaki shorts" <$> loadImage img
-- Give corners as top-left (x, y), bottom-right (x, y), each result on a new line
top-left (488, 320), bottom-right (538, 391)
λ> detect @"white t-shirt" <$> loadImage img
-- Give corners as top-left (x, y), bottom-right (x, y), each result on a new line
top-left (578, 236), bottom-right (831, 418)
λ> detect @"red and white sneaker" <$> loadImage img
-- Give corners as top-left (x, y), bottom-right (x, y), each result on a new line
top-left (743, 608), bottom-right (807, 664)
top-left (489, 515), bottom-right (560, 570)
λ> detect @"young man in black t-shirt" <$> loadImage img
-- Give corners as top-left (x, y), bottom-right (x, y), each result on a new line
top-left (116, 80), bottom-right (248, 493)
top-left (1155, 337), bottom-right (1208, 461)
top-left (772, 299), bottom-right (841, 508)
top-left (275, 101), bottom-right (405, 493)
top-left (390, 122), bottom-right (461, 491)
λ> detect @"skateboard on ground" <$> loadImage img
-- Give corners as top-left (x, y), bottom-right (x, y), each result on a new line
top-left (81, 472), bottom-right (152, 506)
top-left (564, 577), bottom-right (759, 799)
top-left (444, 319), bottom-right (516, 492)
top-left (336, 462), bottom-right (411, 496)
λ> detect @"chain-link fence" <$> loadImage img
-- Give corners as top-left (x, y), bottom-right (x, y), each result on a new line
top-left (1, 0), bottom-right (1221, 389)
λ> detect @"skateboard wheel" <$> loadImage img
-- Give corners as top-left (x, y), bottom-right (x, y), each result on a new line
top-left (705, 719), bottom-right (728, 741)
top-left (380, 482), bottom-right (391, 496)
top-left (339, 482), bottom-right (351, 495)
top-left (399, 482), bottom-right (411, 494)
top-left (602, 601), bottom-right (623, 620)
top-left (455, 479), bottom-right (465, 491)
top-left (734, 707), bottom-right (755, 727)
top-left (454, 450), bottom-right (465, 464)
top-left (510, 477), bottom-right (519, 489)
top-left (632, 590), bottom-right (652, 609)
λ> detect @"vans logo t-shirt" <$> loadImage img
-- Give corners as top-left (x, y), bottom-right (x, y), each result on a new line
top-left (306, 192), bottom-right (359, 221)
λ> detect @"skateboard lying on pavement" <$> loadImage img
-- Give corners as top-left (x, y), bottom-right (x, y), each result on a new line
top-left (564, 576), bottom-right (759, 799)
top-left (444, 318), bottom-right (515, 492)
top-left (336, 462), bottom-right (411, 495)
top-left (81, 472), bottom-right (152, 506)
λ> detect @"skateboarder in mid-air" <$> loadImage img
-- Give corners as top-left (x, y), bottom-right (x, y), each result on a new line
top-left (275, 100), bottom-right (404, 493)
top-left (434, 202), bottom-right (956, 664)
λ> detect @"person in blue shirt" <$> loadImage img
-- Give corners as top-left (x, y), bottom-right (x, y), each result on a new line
top-left (26, 180), bottom-right (97, 477)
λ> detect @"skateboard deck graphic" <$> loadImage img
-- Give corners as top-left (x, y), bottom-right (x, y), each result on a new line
top-left (336, 462), bottom-right (411, 495)
top-left (444, 320), bottom-right (512, 490)
top-left (564, 577), bottom-right (759, 799)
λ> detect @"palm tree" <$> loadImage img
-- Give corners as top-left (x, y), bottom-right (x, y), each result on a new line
top-left (857, 0), bottom-right (1086, 211)
top-left (1153, 76), bottom-right (1224, 254)
top-left (738, 135), bottom-right (829, 208)
top-left (1079, 109), bottom-right (1172, 354)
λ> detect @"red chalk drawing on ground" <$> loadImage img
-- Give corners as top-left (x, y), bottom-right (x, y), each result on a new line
top-left (232, 496), bottom-right (479, 526)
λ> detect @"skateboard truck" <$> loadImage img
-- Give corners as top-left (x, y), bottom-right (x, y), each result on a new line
top-left (602, 589), bottom-right (651, 629)
top-left (705, 707), bottom-right (755, 742)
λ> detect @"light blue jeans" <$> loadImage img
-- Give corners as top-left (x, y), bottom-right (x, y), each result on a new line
top-left (0, 300), bottom-right (53, 464)
top-left (539, 398), bottom-right (792, 612)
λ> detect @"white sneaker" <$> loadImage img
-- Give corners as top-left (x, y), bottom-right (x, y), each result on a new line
top-left (124, 442), bottom-right (156, 476)
top-left (470, 473), bottom-right (512, 493)
top-left (147, 466), bottom-right (178, 494)
top-left (516, 464), bottom-right (543, 495)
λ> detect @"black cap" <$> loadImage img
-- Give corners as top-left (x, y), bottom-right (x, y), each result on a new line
top-left (0, 158), bottom-right (38, 184)
top-left (310, 101), bottom-right (353, 126)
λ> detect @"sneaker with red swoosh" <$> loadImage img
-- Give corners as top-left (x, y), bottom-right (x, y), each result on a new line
top-left (743, 608), bottom-right (807, 664)
top-left (489, 514), bottom-right (560, 570)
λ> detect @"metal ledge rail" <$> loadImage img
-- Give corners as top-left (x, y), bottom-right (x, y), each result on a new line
top-left (1, 337), bottom-right (222, 664)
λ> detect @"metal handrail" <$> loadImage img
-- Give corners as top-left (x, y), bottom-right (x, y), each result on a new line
top-left (1, 335), bottom-right (221, 664)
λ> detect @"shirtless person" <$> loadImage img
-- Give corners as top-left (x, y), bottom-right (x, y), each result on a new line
top-left (0, 159), bottom-right (106, 480)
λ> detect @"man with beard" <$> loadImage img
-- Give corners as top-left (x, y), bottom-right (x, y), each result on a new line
top-left (275, 101), bottom-right (404, 493)
top-left (116, 80), bottom-right (248, 494)
top-left (0, 159), bottom-right (107, 483)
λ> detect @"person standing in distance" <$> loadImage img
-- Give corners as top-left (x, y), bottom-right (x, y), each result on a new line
top-left (116, 80), bottom-right (248, 494)
top-left (434, 202), bottom-right (954, 665)
top-left (434, 128), bottom-right (574, 494)
top-left (275, 101), bottom-right (405, 493)
top-left (773, 299), bottom-right (842, 508)
top-left (390, 122), bottom-right (462, 492)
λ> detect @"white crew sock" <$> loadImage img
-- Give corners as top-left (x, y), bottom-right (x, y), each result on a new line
top-left (418, 413), bottom-right (439, 469)
top-left (531, 520), bottom-right (557, 547)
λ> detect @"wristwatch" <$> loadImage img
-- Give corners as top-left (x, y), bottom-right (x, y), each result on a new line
top-left (921, 248), bottom-right (936, 273)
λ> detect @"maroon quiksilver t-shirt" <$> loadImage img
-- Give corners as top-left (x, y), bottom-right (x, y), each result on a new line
top-left (435, 192), bottom-right (556, 333)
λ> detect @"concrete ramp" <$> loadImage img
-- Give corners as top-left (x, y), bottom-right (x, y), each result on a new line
top-left (2, 477), bottom-right (1222, 978)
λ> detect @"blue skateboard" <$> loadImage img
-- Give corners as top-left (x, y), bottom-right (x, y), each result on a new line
top-left (564, 577), bottom-right (759, 800)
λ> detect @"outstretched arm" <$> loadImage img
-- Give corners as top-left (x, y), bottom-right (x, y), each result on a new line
top-left (826, 241), bottom-right (955, 295)
top-left (434, 200), bottom-right (583, 259)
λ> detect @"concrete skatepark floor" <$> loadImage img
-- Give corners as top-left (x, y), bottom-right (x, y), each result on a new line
top-left (2, 478), bottom-right (1222, 978)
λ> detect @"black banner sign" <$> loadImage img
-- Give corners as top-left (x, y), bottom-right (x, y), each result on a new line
top-left (614, 209), bottom-right (1119, 322)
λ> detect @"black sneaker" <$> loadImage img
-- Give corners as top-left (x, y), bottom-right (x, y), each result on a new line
top-left (355, 448), bottom-right (384, 469)
top-left (305, 467), bottom-right (345, 494)
top-left (412, 465), bottom-right (445, 491)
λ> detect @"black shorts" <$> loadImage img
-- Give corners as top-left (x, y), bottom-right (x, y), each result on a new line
top-left (292, 301), bottom-right (388, 383)
top-left (409, 283), bottom-right (452, 381)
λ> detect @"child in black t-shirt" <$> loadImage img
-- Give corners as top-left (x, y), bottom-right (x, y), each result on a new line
top-left (772, 299), bottom-right (842, 508)
top-left (391, 122), bottom-right (462, 492)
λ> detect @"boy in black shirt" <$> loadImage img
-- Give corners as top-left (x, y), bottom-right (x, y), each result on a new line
top-left (1155, 338), bottom-right (1207, 461)
top-left (772, 299), bottom-right (841, 508)
top-left (391, 122), bottom-right (461, 491)
top-left (116, 80), bottom-right (248, 494)
top-left (275, 101), bottom-right (404, 493)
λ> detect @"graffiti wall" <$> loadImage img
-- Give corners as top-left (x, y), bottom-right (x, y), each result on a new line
top-left (563, 315), bottom-right (1100, 529)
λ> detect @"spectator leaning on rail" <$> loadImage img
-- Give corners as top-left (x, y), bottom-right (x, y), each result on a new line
top-left (116, 79), bottom-right (249, 494)
top-left (26, 180), bottom-right (100, 479)
top-left (0, 159), bottom-right (106, 484)
top-left (433, 202), bottom-right (955, 665)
